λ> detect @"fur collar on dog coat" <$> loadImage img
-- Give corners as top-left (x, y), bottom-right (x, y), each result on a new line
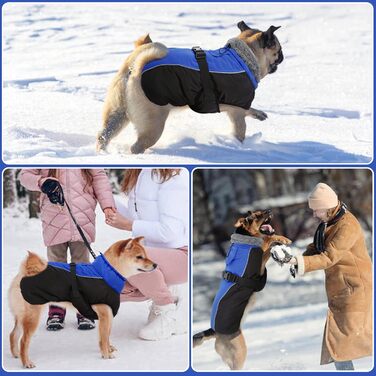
top-left (20, 254), bottom-right (126, 320)
top-left (210, 234), bottom-right (267, 335)
top-left (141, 46), bottom-right (258, 114)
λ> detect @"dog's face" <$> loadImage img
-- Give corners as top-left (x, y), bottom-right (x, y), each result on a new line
top-left (236, 21), bottom-right (284, 78)
top-left (105, 237), bottom-right (157, 278)
top-left (234, 209), bottom-right (275, 237)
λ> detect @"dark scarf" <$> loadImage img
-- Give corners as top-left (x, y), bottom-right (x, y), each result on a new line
top-left (313, 202), bottom-right (347, 252)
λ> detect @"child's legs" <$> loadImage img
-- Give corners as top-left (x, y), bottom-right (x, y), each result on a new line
top-left (126, 248), bottom-right (188, 306)
top-left (47, 242), bottom-right (69, 262)
top-left (69, 241), bottom-right (90, 263)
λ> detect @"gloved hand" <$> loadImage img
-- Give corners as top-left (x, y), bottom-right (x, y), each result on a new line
top-left (271, 244), bottom-right (297, 279)
top-left (271, 244), bottom-right (293, 266)
top-left (40, 179), bottom-right (64, 206)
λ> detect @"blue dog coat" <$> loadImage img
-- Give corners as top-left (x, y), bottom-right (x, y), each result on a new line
top-left (20, 254), bottom-right (126, 320)
top-left (211, 234), bottom-right (267, 334)
top-left (141, 47), bottom-right (258, 114)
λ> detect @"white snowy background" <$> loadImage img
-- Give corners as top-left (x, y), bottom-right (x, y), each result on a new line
top-left (192, 241), bottom-right (373, 371)
top-left (2, 2), bottom-right (373, 164)
top-left (2, 201), bottom-right (188, 371)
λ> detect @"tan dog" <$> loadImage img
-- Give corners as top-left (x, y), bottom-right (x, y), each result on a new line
top-left (96, 21), bottom-right (284, 154)
top-left (193, 210), bottom-right (291, 370)
top-left (8, 237), bottom-right (155, 368)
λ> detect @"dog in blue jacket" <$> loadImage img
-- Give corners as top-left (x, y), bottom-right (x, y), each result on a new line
top-left (8, 237), bottom-right (156, 368)
top-left (97, 21), bottom-right (284, 154)
top-left (193, 210), bottom-right (291, 370)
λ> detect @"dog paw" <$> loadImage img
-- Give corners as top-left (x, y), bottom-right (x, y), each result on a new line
top-left (23, 361), bottom-right (36, 368)
top-left (102, 353), bottom-right (116, 359)
top-left (253, 110), bottom-right (268, 121)
top-left (249, 108), bottom-right (268, 121)
top-left (109, 344), bottom-right (117, 353)
top-left (130, 143), bottom-right (146, 154)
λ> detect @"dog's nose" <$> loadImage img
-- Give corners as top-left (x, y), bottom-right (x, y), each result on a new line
top-left (266, 209), bottom-right (273, 215)
top-left (153, 263), bottom-right (158, 269)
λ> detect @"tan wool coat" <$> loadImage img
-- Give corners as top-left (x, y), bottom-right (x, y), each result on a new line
top-left (296, 204), bottom-right (372, 364)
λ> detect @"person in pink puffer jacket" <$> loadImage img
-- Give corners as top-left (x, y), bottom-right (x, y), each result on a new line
top-left (19, 168), bottom-right (115, 331)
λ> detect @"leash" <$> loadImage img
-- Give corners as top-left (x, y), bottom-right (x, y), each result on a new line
top-left (64, 199), bottom-right (97, 260)
top-left (42, 179), bottom-right (97, 260)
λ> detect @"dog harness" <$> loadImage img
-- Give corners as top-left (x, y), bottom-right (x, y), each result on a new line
top-left (141, 47), bottom-right (258, 114)
top-left (211, 234), bottom-right (267, 335)
top-left (20, 254), bottom-right (126, 321)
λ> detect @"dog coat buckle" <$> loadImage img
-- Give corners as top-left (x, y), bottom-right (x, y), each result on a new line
top-left (222, 270), bottom-right (239, 283)
top-left (192, 46), bottom-right (206, 60)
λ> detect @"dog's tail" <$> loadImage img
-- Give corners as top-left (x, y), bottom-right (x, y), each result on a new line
top-left (193, 328), bottom-right (216, 348)
top-left (22, 251), bottom-right (48, 277)
top-left (97, 39), bottom-right (168, 152)
top-left (134, 33), bottom-right (153, 48)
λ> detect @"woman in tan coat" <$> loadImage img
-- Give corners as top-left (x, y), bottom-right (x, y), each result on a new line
top-left (289, 183), bottom-right (372, 370)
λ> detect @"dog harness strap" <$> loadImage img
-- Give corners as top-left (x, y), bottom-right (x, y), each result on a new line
top-left (191, 46), bottom-right (219, 113)
top-left (222, 270), bottom-right (267, 292)
top-left (69, 263), bottom-right (99, 321)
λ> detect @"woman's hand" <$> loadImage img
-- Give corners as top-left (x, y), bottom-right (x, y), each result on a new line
top-left (288, 257), bottom-right (297, 265)
top-left (105, 210), bottom-right (133, 231)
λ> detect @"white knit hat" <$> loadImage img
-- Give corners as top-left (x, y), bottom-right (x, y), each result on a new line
top-left (308, 183), bottom-right (338, 210)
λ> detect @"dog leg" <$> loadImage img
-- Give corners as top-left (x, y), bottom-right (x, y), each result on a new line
top-left (10, 318), bottom-right (21, 358)
top-left (226, 111), bottom-right (247, 142)
top-left (215, 332), bottom-right (247, 370)
top-left (20, 305), bottom-right (42, 368)
top-left (97, 110), bottom-right (129, 152)
top-left (130, 110), bottom-right (169, 154)
top-left (247, 107), bottom-right (268, 121)
top-left (92, 304), bottom-right (114, 359)
top-left (193, 328), bottom-right (216, 348)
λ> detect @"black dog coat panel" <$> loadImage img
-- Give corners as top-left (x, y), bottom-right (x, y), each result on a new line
top-left (211, 241), bottom-right (267, 335)
top-left (20, 254), bottom-right (126, 319)
top-left (141, 47), bottom-right (257, 114)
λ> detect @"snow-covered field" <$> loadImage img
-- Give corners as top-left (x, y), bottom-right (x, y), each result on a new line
top-left (192, 244), bottom-right (373, 371)
top-left (2, 202), bottom-right (188, 371)
top-left (2, 2), bottom-right (373, 164)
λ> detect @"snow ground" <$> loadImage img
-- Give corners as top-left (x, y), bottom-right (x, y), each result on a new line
top-left (192, 244), bottom-right (373, 371)
top-left (1, 202), bottom-right (188, 371)
top-left (2, 2), bottom-right (373, 164)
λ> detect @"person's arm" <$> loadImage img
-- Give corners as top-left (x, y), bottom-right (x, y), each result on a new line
top-left (302, 242), bottom-right (317, 256)
top-left (132, 171), bottom-right (188, 244)
top-left (91, 169), bottom-right (116, 211)
top-left (19, 169), bottom-right (45, 191)
top-left (293, 223), bottom-right (356, 276)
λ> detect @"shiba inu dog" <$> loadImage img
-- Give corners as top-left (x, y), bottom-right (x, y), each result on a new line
top-left (193, 210), bottom-right (291, 370)
top-left (8, 237), bottom-right (156, 368)
top-left (96, 21), bottom-right (283, 154)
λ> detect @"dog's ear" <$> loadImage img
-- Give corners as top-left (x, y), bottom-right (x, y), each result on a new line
top-left (132, 236), bottom-right (145, 245)
top-left (237, 20), bottom-right (251, 32)
top-left (116, 238), bottom-right (133, 255)
top-left (261, 25), bottom-right (281, 48)
top-left (234, 218), bottom-right (246, 228)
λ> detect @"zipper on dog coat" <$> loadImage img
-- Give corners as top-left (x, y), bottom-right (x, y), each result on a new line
top-left (141, 47), bottom-right (257, 114)
top-left (210, 234), bottom-right (267, 335)
top-left (20, 254), bottom-right (126, 320)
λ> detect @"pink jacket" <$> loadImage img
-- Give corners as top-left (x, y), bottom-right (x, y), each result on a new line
top-left (19, 169), bottom-right (115, 247)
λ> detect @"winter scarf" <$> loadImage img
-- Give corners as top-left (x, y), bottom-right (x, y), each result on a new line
top-left (313, 202), bottom-right (347, 252)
